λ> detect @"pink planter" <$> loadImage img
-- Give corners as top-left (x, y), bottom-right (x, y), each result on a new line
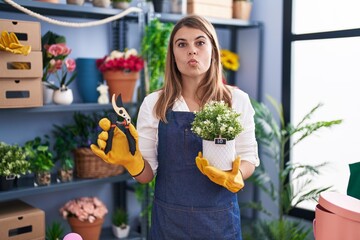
top-left (313, 192), bottom-right (360, 240)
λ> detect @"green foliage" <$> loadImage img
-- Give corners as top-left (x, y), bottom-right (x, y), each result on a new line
top-left (51, 125), bottom-right (76, 170)
top-left (24, 136), bottom-right (54, 173)
top-left (243, 220), bottom-right (312, 240)
top-left (141, 19), bottom-right (173, 93)
top-left (243, 96), bottom-right (342, 239)
top-left (46, 221), bottom-right (64, 240)
top-left (112, 208), bottom-right (128, 227)
top-left (0, 142), bottom-right (31, 177)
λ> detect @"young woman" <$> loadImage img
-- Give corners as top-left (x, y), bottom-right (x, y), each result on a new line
top-left (91, 14), bottom-right (259, 240)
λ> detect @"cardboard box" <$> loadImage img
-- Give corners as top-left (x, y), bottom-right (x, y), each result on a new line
top-left (187, 0), bottom-right (233, 19)
top-left (0, 51), bottom-right (42, 78)
top-left (0, 19), bottom-right (41, 51)
top-left (0, 77), bottom-right (43, 108)
top-left (0, 200), bottom-right (45, 240)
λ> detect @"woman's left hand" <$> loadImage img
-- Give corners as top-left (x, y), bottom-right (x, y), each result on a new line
top-left (195, 152), bottom-right (244, 193)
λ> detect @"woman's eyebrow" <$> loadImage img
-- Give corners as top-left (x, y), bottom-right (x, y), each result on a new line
top-left (175, 35), bottom-right (206, 44)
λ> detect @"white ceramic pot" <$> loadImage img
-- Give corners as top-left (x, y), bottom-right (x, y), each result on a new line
top-left (112, 224), bottom-right (130, 239)
top-left (202, 139), bottom-right (236, 171)
top-left (42, 83), bottom-right (54, 105)
top-left (53, 89), bottom-right (74, 105)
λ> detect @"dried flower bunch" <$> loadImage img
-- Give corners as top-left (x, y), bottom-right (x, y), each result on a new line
top-left (191, 101), bottom-right (244, 141)
top-left (43, 43), bottom-right (77, 91)
top-left (96, 48), bottom-right (144, 73)
top-left (220, 49), bottom-right (240, 72)
top-left (60, 197), bottom-right (108, 223)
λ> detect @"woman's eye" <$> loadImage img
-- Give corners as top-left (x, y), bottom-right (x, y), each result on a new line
top-left (196, 41), bottom-right (205, 46)
top-left (178, 42), bottom-right (186, 48)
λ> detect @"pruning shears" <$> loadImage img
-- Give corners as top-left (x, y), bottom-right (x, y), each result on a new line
top-left (104, 94), bottom-right (136, 155)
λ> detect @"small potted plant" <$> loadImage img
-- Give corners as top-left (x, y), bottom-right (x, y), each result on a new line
top-left (46, 221), bottom-right (65, 240)
top-left (24, 136), bottom-right (54, 186)
top-left (59, 196), bottom-right (108, 240)
top-left (112, 208), bottom-right (130, 239)
top-left (96, 48), bottom-right (144, 103)
top-left (0, 142), bottom-right (31, 191)
top-left (191, 100), bottom-right (244, 170)
top-left (111, 0), bottom-right (131, 9)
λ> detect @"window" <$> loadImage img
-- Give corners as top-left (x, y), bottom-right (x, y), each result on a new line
top-left (283, 0), bottom-right (360, 218)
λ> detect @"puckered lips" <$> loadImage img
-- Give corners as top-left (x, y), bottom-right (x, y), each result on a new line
top-left (188, 58), bottom-right (198, 66)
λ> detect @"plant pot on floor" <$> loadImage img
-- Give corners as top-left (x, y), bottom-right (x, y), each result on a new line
top-left (202, 139), bottom-right (236, 171)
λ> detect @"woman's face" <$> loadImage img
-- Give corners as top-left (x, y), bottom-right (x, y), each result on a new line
top-left (173, 26), bottom-right (212, 79)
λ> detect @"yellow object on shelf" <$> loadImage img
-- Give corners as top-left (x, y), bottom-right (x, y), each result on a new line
top-left (0, 31), bottom-right (31, 55)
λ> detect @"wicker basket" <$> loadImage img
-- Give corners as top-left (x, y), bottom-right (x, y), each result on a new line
top-left (74, 148), bottom-right (125, 178)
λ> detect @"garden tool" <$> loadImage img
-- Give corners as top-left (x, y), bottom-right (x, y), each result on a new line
top-left (91, 94), bottom-right (145, 177)
top-left (0, 31), bottom-right (31, 55)
top-left (196, 152), bottom-right (244, 193)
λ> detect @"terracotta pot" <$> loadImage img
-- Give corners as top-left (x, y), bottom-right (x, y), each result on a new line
top-left (68, 217), bottom-right (104, 240)
top-left (233, 1), bottom-right (253, 20)
top-left (103, 71), bottom-right (139, 103)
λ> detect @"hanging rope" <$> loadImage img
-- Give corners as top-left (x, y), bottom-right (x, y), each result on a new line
top-left (3, 0), bottom-right (142, 28)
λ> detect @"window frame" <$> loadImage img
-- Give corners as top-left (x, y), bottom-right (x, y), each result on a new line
top-left (282, 0), bottom-right (360, 220)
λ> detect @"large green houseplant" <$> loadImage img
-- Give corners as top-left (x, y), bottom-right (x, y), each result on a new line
top-left (141, 18), bottom-right (173, 94)
top-left (243, 96), bottom-right (342, 240)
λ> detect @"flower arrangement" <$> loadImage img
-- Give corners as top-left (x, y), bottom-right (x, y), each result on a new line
top-left (59, 197), bottom-right (108, 223)
top-left (96, 48), bottom-right (144, 73)
top-left (220, 49), bottom-right (240, 72)
top-left (42, 43), bottom-right (77, 91)
top-left (0, 142), bottom-right (31, 177)
top-left (191, 101), bottom-right (244, 141)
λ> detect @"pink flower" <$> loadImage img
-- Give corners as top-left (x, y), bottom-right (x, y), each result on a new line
top-left (65, 59), bottom-right (76, 72)
top-left (59, 196), bottom-right (108, 223)
top-left (47, 43), bottom-right (71, 57)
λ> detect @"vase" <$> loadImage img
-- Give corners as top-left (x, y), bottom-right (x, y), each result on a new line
top-left (53, 89), bottom-right (74, 105)
top-left (76, 58), bottom-right (102, 103)
top-left (233, 1), bottom-right (253, 20)
top-left (42, 82), bottom-right (54, 105)
top-left (202, 139), bottom-right (236, 171)
top-left (0, 175), bottom-right (17, 191)
top-left (103, 71), bottom-right (139, 103)
top-left (34, 172), bottom-right (51, 186)
top-left (68, 217), bottom-right (104, 240)
top-left (112, 1), bottom-right (129, 9)
top-left (112, 224), bottom-right (130, 239)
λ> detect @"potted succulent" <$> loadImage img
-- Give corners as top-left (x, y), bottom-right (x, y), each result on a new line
top-left (59, 196), bottom-right (108, 240)
top-left (0, 142), bottom-right (31, 191)
top-left (191, 100), bottom-right (244, 170)
top-left (24, 136), bottom-right (54, 186)
top-left (96, 48), bottom-right (144, 103)
top-left (111, 0), bottom-right (131, 9)
top-left (112, 208), bottom-right (130, 239)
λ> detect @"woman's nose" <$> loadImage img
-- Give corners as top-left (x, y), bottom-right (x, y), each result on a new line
top-left (188, 50), bottom-right (197, 55)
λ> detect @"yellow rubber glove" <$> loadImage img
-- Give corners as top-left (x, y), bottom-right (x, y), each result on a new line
top-left (90, 118), bottom-right (145, 177)
top-left (196, 152), bottom-right (244, 193)
top-left (0, 31), bottom-right (31, 55)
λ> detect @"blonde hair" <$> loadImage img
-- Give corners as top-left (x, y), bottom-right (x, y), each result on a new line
top-left (154, 15), bottom-right (232, 122)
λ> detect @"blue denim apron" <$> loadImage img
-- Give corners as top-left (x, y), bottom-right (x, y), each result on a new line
top-left (149, 110), bottom-right (242, 240)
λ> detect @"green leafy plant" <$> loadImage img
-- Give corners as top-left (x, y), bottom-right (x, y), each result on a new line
top-left (0, 142), bottom-right (31, 177)
top-left (141, 18), bottom-right (173, 93)
top-left (112, 208), bottom-right (128, 228)
top-left (24, 136), bottom-right (54, 173)
top-left (46, 221), bottom-right (65, 240)
top-left (191, 100), bottom-right (243, 140)
top-left (52, 124), bottom-right (76, 170)
top-left (243, 96), bottom-right (342, 239)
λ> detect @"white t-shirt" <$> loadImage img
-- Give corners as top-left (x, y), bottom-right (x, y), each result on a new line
top-left (137, 87), bottom-right (260, 174)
